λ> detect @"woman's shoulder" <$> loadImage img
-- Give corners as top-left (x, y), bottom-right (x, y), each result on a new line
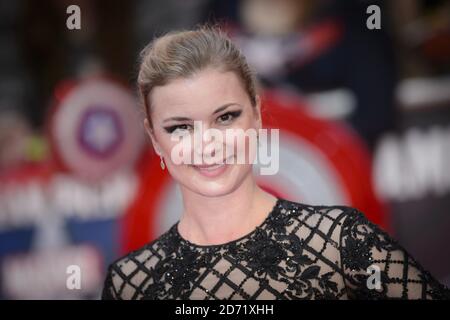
top-left (274, 198), bottom-right (389, 259)
top-left (275, 197), bottom-right (367, 234)
top-left (279, 197), bottom-right (393, 247)
top-left (110, 225), bottom-right (178, 270)
top-left (101, 225), bottom-right (178, 299)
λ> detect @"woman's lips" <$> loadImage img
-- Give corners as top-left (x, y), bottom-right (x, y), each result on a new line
top-left (191, 158), bottom-right (233, 178)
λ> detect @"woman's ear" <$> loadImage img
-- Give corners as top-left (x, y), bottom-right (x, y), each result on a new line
top-left (144, 118), bottom-right (162, 156)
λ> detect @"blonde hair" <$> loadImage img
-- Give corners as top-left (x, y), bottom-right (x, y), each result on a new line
top-left (137, 26), bottom-right (258, 125)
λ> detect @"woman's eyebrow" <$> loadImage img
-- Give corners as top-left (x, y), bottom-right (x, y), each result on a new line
top-left (212, 103), bottom-right (241, 115)
top-left (163, 103), bottom-right (242, 123)
top-left (163, 116), bottom-right (191, 123)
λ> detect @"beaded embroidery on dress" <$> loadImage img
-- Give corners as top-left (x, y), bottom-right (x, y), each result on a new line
top-left (102, 198), bottom-right (450, 300)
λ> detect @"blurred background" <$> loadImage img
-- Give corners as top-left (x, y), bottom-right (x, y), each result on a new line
top-left (0, 0), bottom-right (449, 299)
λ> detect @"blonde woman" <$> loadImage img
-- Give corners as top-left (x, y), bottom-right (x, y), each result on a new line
top-left (102, 27), bottom-right (449, 300)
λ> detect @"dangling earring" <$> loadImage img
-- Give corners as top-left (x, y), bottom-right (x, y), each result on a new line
top-left (160, 156), bottom-right (165, 170)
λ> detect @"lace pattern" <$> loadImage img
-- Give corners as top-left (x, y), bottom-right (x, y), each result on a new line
top-left (102, 199), bottom-right (450, 300)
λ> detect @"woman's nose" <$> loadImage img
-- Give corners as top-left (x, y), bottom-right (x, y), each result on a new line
top-left (193, 123), bottom-right (223, 160)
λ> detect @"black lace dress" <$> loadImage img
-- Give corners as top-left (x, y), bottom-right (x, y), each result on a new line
top-left (102, 198), bottom-right (450, 300)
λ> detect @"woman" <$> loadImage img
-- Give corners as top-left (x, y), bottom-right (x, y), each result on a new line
top-left (101, 27), bottom-right (449, 300)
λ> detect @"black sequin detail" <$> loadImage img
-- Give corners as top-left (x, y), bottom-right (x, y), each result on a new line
top-left (102, 199), bottom-right (450, 300)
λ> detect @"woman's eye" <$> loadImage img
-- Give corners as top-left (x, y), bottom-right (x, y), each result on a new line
top-left (164, 124), bottom-right (192, 134)
top-left (217, 111), bottom-right (242, 125)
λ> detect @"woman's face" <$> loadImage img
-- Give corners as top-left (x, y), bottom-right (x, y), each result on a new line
top-left (144, 67), bottom-right (261, 198)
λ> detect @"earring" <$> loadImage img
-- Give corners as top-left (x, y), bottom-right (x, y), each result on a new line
top-left (160, 156), bottom-right (165, 170)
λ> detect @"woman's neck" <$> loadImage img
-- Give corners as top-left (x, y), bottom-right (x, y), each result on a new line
top-left (177, 175), bottom-right (277, 246)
